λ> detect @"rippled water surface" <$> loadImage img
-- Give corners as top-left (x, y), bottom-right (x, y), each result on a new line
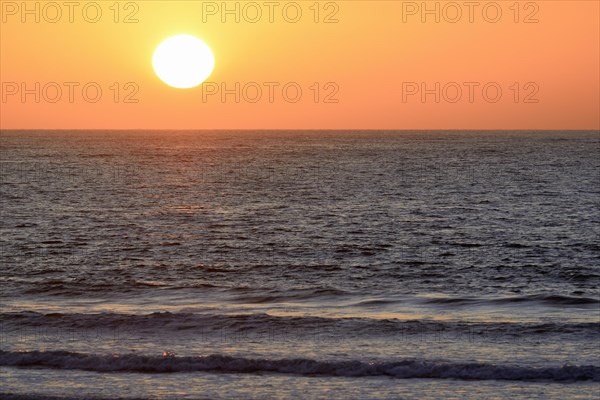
top-left (1, 130), bottom-right (599, 399)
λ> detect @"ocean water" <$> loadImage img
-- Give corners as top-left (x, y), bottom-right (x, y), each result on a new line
top-left (0, 130), bottom-right (598, 399)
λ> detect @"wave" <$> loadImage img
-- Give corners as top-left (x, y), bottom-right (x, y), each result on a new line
top-left (502, 294), bottom-right (600, 305)
top-left (1, 350), bottom-right (597, 382)
top-left (16, 279), bottom-right (221, 295)
top-left (422, 294), bottom-right (600, 306)
top-left (10, 278), bottom-right (349, 299)
top-left (230, 288), bottom-right (349, 303)
top-left (1, 311), bottom-right (598, 338)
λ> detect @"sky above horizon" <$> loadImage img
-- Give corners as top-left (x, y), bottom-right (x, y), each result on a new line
top-left (1, 1), bottom-right (599, 130)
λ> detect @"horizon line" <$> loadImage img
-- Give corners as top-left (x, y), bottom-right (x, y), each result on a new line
top-left (2, 129), bottom-right (599, 133)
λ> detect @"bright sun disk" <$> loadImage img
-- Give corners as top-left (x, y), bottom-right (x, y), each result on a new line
top-left (152, 35), bottom-right (215, 89)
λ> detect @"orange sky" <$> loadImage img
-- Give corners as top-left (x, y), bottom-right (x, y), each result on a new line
top-left (1, 0), bottom-right (598, 129)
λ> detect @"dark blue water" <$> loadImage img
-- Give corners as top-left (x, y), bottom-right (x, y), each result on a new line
top-left (1, 131), bottom-right (599, 399)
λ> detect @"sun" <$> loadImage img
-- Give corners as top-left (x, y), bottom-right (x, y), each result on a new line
top-left (152, 35), bottom-right (215, 89)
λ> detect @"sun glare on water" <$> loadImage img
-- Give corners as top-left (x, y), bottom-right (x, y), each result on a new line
top-left (152, 35), bottom-right (215, 89)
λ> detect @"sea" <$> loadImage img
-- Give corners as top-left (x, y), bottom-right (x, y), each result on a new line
top-left (0, 130), bottom-right (598, 399)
